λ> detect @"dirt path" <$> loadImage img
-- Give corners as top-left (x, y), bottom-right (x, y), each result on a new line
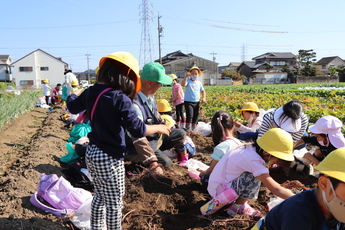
top-left (0, 106), bottom-right (318, 230)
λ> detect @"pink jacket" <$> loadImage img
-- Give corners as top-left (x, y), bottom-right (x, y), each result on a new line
top-left (172, 83), bottom-right (184, 106)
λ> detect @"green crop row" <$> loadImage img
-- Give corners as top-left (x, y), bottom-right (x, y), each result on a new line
top-left (156, 83), bottom-right (345, 124)
top-left (0, 90), bottom-right (42, 128)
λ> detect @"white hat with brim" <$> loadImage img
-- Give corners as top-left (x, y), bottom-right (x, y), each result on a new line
top-left (309, 116), bottom-right (345, 148)
top-left (273, 107), bottom-right (301, 133)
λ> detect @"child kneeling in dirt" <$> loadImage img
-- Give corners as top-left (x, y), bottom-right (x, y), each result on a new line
top-left (252, 147), bottom-right (345, 230)
top-left (198, 111), bottom-right (242, 188)
top-left (201, 128), bottom-right (295, 216)
top-left (294, 115), bottom-right (345, 166)
top-left (157, 99), bottom-right (195, 166)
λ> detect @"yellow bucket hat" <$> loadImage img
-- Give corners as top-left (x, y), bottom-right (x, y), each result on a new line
top-left (161, 115), bottom-right (175, 128)
top-left (169, 74), bottom-right (178, 80)
top-left (314, 147), bottom-right (345, 183)
top-left (189, 66), bottom-right (202, 76)
top-left (257, 128), bottom-right (294, 161)
top-left (157, 99), bottom-right (172, 113)
top-left (239, 102), bottom-right (260, 113)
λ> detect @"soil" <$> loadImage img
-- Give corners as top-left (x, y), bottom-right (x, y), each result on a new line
top-left (0, 106), bottom-right (318, 230)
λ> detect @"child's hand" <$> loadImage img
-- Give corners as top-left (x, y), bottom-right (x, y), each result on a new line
top-left (156, 124), bottom-right (171, 136)
top-left (234, 120), bottom-right (242, 128)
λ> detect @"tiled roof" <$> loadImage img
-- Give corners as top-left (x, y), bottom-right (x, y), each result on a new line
top-left (252, 52), bottom-right (296, 60)
top-left (316, 56), bottom-right (342, 65)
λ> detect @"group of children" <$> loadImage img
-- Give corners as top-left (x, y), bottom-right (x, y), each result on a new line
top-left (59, 49), bottom-right (345, 230)
top-left (194, 100), bottom-right (345, 230)
top-left (42, 78), bottom-right (80, 106)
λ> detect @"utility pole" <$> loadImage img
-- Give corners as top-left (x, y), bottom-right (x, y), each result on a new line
top-left (85, 53), bottom-right (91, 82)
top-left (158, 13), bottom-right (163, 64)
top-left (210, 52), bottom-right (217, 85)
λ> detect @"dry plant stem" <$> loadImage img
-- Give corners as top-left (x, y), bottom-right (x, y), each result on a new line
top-left (122, 209), bottom-right (137, 222)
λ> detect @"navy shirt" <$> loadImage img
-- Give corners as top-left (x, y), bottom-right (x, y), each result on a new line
top-left (265, 190), bottom-right (326, 230)
top-left (302, 134), bottom-right (336, 158)
top-left (67, 83), bottom-right (146, 159)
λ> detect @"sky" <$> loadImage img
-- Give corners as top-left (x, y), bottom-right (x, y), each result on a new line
top-left (2, 0), bottom-right (345, 72)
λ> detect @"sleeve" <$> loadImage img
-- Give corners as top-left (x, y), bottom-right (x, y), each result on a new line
top-left (66, 92), bottom-right (86, 114)
top-left (258, 112), bottom-right (273, 138)
top-left (210, 143), bottom-right (227, 161)
top-left (121, 96), bottom-right (146, 138)
top-left (199, 82), bottom-right (205, 91)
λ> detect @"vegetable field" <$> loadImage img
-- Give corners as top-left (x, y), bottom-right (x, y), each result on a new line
top-left (0, 90), bottom-right (42, 128)
top-left (156, 83), bottom-right (345, 124)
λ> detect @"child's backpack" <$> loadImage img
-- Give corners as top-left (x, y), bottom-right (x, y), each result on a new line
top-left (62, 158), bottom-right (94, 191)
top-left (30, 173), bottom-right (92, 218)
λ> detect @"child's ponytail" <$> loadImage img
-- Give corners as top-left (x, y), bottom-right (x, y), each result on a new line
top-left (211, 111), bottom-right (235, 146)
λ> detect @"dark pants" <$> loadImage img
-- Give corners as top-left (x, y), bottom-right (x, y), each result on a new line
top-left (184, 101), bottom-right (199, 125)
top-left (45, 96), bottom-right (50, 105)
top-left (175, 103), bottom-right (184, 122)
top-left (126, 129), bottom-right (186, 168)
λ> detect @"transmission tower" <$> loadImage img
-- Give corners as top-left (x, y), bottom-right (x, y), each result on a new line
top-left (139, 0), bottom-right (154, 67)
top-left (241, 44), bottom-right (247, 61)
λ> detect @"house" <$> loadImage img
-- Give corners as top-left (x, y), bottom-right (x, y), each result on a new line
top-left (252, 52), bottom-right (296, 71)
top-left (237, 52), bottom-right (296, 83)
top-left (12, 49), bottom-right (68, 89)
top-left (157, 50), bottom-right (219, 85)
top-left (0, 55), bottom-right (13, 82)
top-left (227, 62), bottom-right (241, 70)
top-left (316, 56), bottom-right (345, 75)
top-left (77, 70), bottom-right (97, 82)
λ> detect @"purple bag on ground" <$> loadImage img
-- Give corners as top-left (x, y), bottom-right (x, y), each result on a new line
top-left (30, 173), bottom-right (92, 218)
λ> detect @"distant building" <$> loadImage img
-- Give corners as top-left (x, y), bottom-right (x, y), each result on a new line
top-left (12, 49), bottom-right (68, 89)
top-left (316, 56), bottom-right (345, 75)
top-left (0, 55), bottom-right (12, 83)
top-left (157, 50), bottom-right (219, 85)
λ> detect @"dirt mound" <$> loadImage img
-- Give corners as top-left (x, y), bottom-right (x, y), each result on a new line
top-left (0, 107), bottom-right (318, 230)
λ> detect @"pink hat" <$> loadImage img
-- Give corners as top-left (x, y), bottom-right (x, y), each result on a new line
top-left (309, 116), bottom-right (345, 148)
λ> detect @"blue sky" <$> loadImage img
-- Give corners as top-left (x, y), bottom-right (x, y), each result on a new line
top-left (2, 0), bottom-right (345, 72)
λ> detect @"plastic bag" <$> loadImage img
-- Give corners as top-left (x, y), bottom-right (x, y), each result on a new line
top-left (70, 196), bottom-right (106, 230)
top-left (266, 197), bottom-right (284, 210)
top-left (185, 159), bottom-right (209, 179)
top-left (60, 142), bottom-right (80, 164)
top-left (68, 123), bottom-right (92, 144)
top-left (194, 122), bottom-right (212, 137)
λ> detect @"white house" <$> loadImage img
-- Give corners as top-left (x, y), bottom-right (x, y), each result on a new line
top-left (12, 49), bottom-right (68, 89)
top-left (0, 55), bottom-right (13, 82)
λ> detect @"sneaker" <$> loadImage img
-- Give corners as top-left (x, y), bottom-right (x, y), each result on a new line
top-left (227, 202), bottom-right (261, 217)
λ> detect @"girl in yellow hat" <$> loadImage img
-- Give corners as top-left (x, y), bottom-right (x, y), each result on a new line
top-left (252, 147), bottom-right (345, 230)
top-left (42, 79), bottom-right (51, 105)
top-left (234, 102), bottom-right (262, 142)
top-left (201, 128), bottom-right (295, 216)
top-left (67, 52), bottom-right (170, 230)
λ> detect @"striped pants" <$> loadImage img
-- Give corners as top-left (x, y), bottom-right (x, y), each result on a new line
top-left (86, 144), bottom-right (125, 230)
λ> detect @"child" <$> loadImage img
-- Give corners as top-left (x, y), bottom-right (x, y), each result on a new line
top-left (234, 102), bottom-right (262, 142)
top-left (201, 128), bottom-right (295, 216)
top-left (258, 100), bottom-right (309, 143)
top-left (71, 80), bottom-right (80, 94)
top-left (252, 147), bottom-right (345, 230)
top-left (42, 79), bottom-right (51, 105)
top-left (199, 111), bottom-right (242, 188)
top-left (181, 66), bottom-right (206, 131)
top-left (294, 115), bottom-right (345, 166)
top-left (157, 99), bottom-right (194, 166)
top-left (51, 83), bottom-right (62, 105)
top-left (67, 52), bottom-right (170, 230)
top-left (170, 74), bottom-right (185, 128)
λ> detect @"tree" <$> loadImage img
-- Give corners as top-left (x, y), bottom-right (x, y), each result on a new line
top-left (265, 63), bottom-right (273, 72)
top-left (221, 69), bottom-right (243, 81)
top-left (294, 49), bottom-right (317, 77)
top-left (329, 66), bottom-right (338, 76)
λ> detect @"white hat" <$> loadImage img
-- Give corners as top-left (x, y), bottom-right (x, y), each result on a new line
top-left (273, 106), bottom-right (301, 133)
top-left (309, 116), bottom-right (345, 148)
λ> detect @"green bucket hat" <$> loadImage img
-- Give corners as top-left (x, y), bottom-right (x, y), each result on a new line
top-left (141, 62), bottom-right (172, 85)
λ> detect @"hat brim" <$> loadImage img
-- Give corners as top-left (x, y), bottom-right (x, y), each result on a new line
top-left (157, 74), bottom-right (173, 85)
top-left (273, 107), bottom-right (301, 133)
top-left (257, 137), bottom-right (294, 161)
top-left (99, 56), bottom-right (141, 93)
top-left (329, 131), bottom-right (345, 148)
